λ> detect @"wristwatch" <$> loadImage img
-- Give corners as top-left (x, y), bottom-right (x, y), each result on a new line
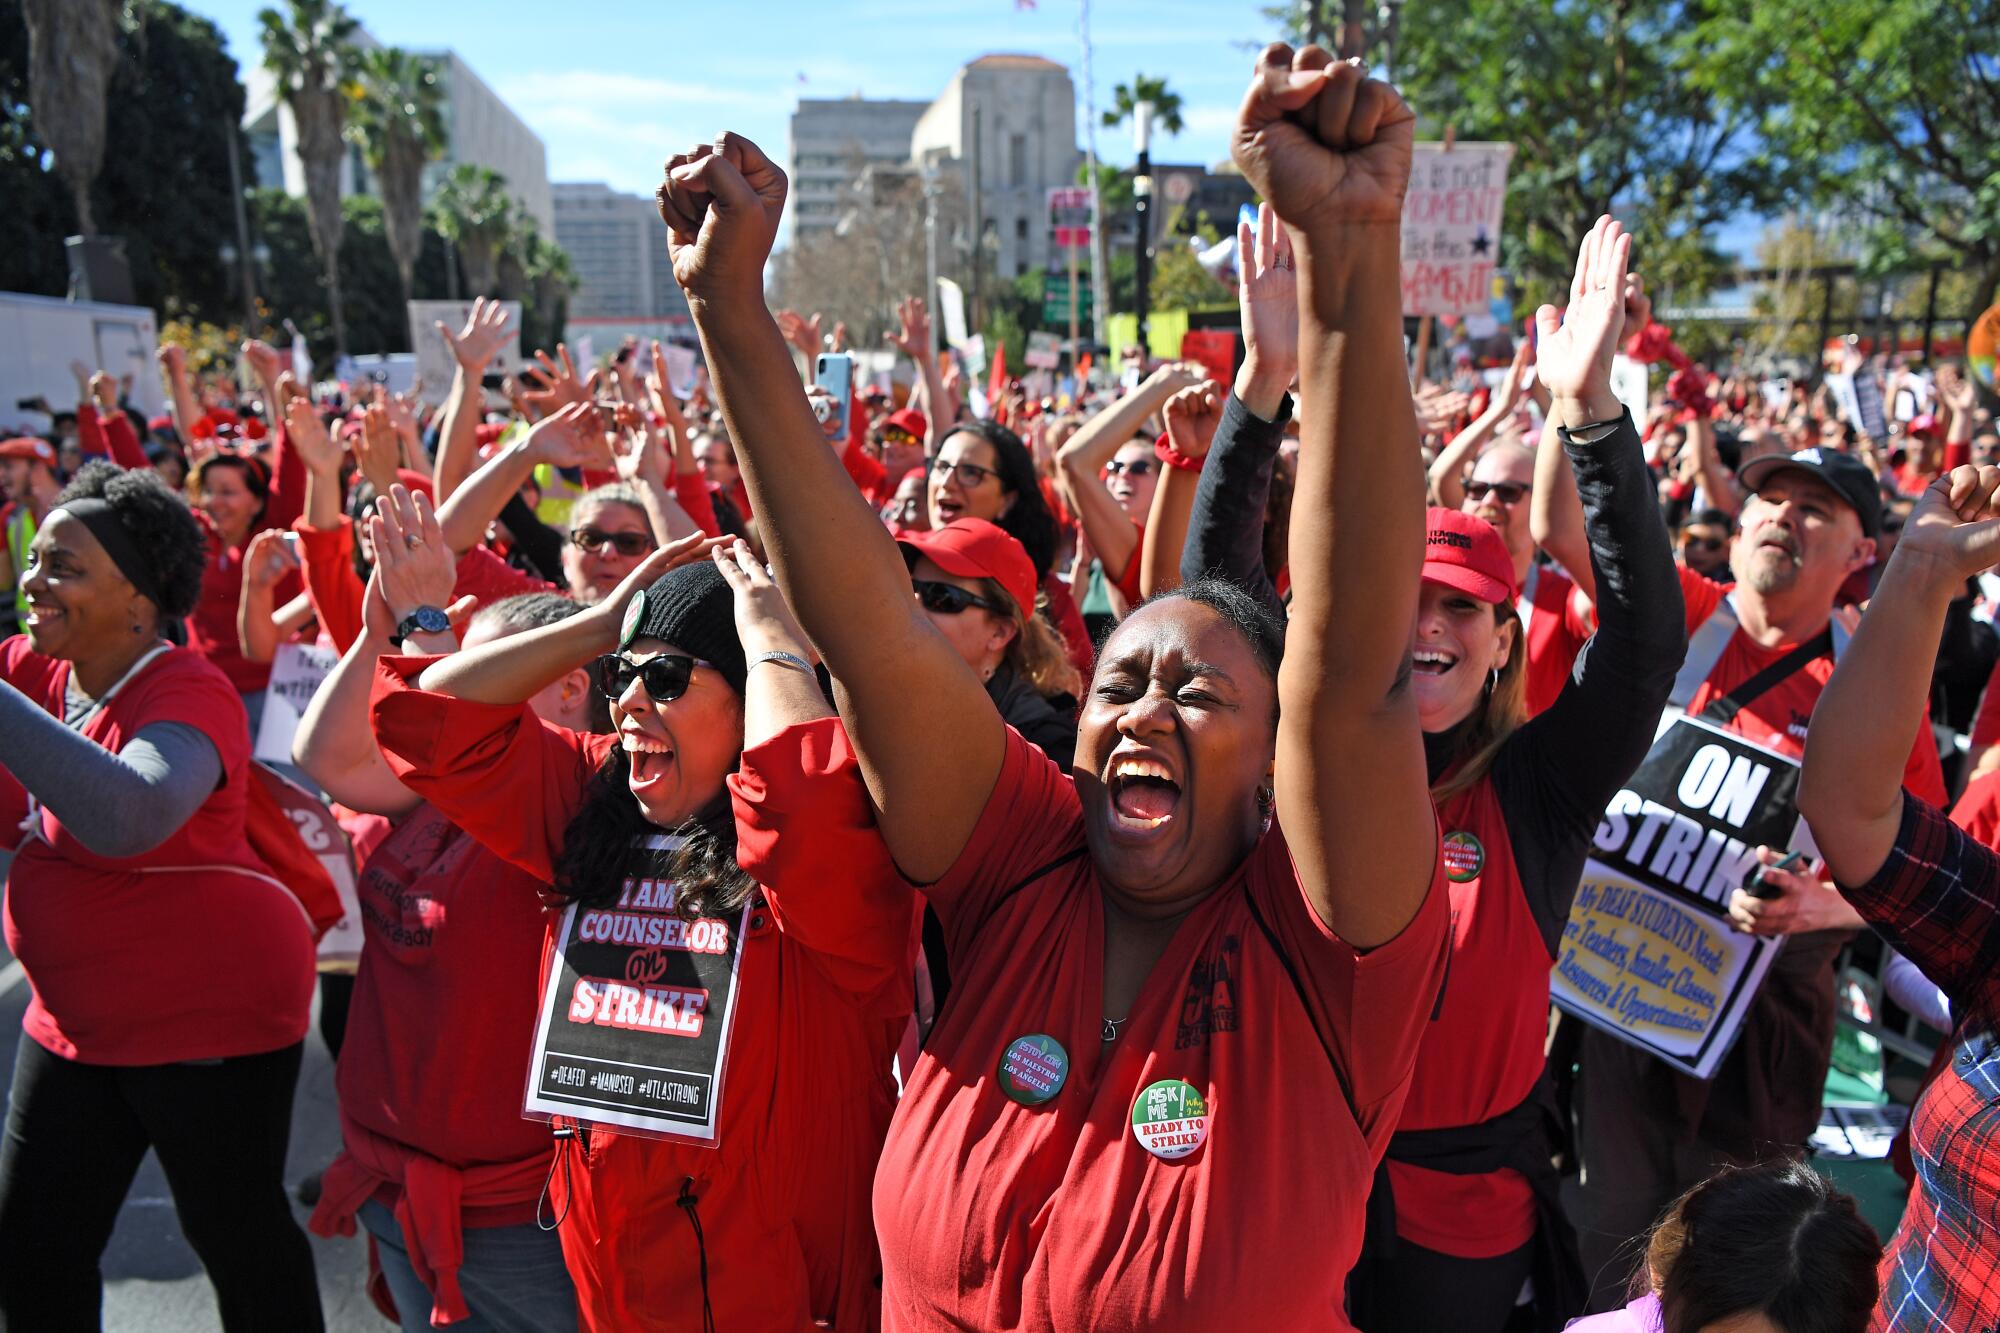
top-left (389, 605), bottom-right (451, 647)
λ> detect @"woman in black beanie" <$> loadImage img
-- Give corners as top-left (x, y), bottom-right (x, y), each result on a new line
top-left (368, 532), bottom-right (917, 1332)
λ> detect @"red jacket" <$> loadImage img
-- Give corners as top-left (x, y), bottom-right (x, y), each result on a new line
top-left (371, 663), bottom-right (916, 1332)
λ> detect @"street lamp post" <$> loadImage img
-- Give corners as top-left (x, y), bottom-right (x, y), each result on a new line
top-left (1133, 97), bottom-right (1154, 354)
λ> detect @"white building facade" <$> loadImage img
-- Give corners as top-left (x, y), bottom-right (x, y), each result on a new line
top-left (552, 182), bottom-right (687, 323)
top-left (788, 97), bottom-right (932, 237)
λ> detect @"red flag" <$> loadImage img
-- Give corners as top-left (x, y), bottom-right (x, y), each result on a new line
top-left (988, 342), bottom-right (1008, 411)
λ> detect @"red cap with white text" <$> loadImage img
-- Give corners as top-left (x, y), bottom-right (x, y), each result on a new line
top-left (1422, 506), bottom-right (1518, 605)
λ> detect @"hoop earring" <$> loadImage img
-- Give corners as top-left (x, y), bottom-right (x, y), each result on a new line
top-left (1255, 785), bottom-right (1274, 813)
top-left (1486, 668), bottom-right (1499, 696)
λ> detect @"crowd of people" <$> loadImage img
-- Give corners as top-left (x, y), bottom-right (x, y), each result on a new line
top-left (0, 42), bottom-right (1997, 1333)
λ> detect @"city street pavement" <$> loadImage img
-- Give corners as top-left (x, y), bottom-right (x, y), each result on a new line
top-left (0, 929), bottom-right (384, 1332)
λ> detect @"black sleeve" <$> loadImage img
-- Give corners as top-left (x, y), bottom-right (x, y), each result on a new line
top-left (1489, 412), bottom-right (1688, 954)
top-left (501, 492), bottom-right (567, 584)
top-left (1179, 391), bottom-right (1292, 620)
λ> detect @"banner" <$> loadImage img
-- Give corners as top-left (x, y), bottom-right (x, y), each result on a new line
top-left (1550, 715), bottom-right (1798, 1078)
top-left (407, 300), bottom-right (523, 405)
top-left (1180, 329), bottom-right (1237, 386)
top-left (1024, 331), bottom-right (1062, 370)
top-left (524, 834), bottom-right (749, 1141)
top-left (1400, 143), bottom-right (1514, 318)
top-left (255, 642), bottom-right (340, 768)
top-left (253, 762), bottom-right (362, 966)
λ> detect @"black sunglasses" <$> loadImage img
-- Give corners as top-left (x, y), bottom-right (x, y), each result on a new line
top-left (570, 527), bottom-right (656, 558)
top-left (913, 578), bottom-right (1004, 616)
top-left (591, 652), bottom-right (714, 702)
top-left (1681, 535), bottom-right (1724, 552)
top-left (1465, 480), bottom-right (1530, 505)
top-left (1103, 458), bottom-right (1155, 477)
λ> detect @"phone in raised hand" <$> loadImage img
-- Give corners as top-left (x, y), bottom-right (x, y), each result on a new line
top-left (814, 353), bottom-right (853, 444)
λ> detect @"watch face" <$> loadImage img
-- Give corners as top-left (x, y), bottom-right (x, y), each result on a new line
top-left (413, 606), bottom-right (451, 633)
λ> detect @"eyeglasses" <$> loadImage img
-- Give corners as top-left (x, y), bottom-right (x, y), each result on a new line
top-left (912, 578), bottom-right (1005, 616)
top-left (1103, 458), bottom-right (1155, 478)
top-left (570, 527), bottom-right (656, 558)
top-left (931, 456), bottom-right (1000, 489)
top-left (1465, 481), bottom-right (1530, 505)
top-left (591, 652), bottom-right (714, 703)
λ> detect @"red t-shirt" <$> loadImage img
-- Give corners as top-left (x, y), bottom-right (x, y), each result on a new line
top-left (1519, 563), bottom-right (1589, 718)
top-left (449, 543), bottom-right (557, 607)
top-left (1678, 567), bottom-right (1947, 804)
top-left (1968, 657), bottom-right (2000, 749)
top-left (1, 640), bottom-right (316, 1064)
top-left (1386, 774), bottom-right (1548, 1257)
top-left (1951, 771), bottom-right (2000, 849)
top-left (187, 511), bottom-right (302, 695)
top-left (874, 727), bottom-right (1450, 1330)
top-left (339, 804), bottom-right (556, 1202)
top-left (370, 663), bottom-right (915, 1332)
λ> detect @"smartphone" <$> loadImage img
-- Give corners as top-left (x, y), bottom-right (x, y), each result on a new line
top-left (815, 353), bottom-right (853, 443)
top-left (1744, 850), bottom-right (1806, 900)
top-left (481, 371), bottom-right (508, 391)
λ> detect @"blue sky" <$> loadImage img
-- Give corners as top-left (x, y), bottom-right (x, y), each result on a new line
top-left (190, 0), bottom-right (1284, 194)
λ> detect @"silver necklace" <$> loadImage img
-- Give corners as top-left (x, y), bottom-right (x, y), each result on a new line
top-left (1101, 1015), bottom-right (1128, 1043)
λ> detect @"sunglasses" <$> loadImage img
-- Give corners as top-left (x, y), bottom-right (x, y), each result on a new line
top-left (881, 426), bottom-right (918, 445)
top-left (591, 653), bottom-right (714, 703)
top-left (931, 456), bottom-right (1000, 489)
top-left (1465, 481), bottom-right (1530, 505)
top-left (913, 578), bottom-right (1005, 616)
top-left (1103, 458), bottom-right (1155, 478)
top-left (1681, 535), bottom-right (1724, 552)
top-left (570, 527), bottom-right (656, 558)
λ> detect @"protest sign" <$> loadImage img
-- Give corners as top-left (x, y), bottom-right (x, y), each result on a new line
top-left (255, 642), bottom-right (340, 768)
top-left (252, 762), bottom-right (362, 967)
top-left (525, 833), bottom-right (749, 1141)
top-left (937, 278), bottom-right (970, 349)
top-left (1180, 329), bottom-right (1237, 386)
top-left (1025, 331), bottom-right (1062, 370)
top-left (407, 300), bottom-right (522, 405)
top-left (1550, 715), bottom-right (1797, 1078)
top-left (1400, 143), bottom-right (1513, 317)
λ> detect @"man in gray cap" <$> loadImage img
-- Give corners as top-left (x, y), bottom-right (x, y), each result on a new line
top-left (1566, 444), bottom-right (1949, 1310)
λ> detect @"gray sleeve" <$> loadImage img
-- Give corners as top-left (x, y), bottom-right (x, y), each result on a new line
top-left (0, 682), bottom-right (223, 858)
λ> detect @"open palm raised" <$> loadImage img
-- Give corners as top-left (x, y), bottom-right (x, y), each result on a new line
top-left (1901, 466), bottom-right (2000, 579)
top-left (1535, 215), bottom-right (1633, 420)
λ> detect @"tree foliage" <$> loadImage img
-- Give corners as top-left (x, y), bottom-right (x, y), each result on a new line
top-left (20, 0), bottom-right (118, 236)
top-left (1102, 74), bottom-right (1185, 138)
top-left (258, 0), bottom-right (357, 350)
top-left (431, 163), bottom-right (514, 299)
top-left (346, 45), bottom-right (443, 305)
top-left (1694, 0), bottom-right (2000, 323)
top-left (1394, 0), bottom-right (1779, 308)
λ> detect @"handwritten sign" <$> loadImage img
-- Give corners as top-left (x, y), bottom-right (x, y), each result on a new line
top-left (407, 300), bottom-right (523, 406)
top-left (254, 642), bottom-right (340, 768)
top-left (1551, 715), bottom-right (1795, 1078)
top-left (1400, 143), bottom-right (1514, 318)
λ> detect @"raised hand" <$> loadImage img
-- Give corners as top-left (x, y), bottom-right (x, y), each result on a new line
top-left (589, 531), bottom-right (735, 639)
top-left (1534, 215), bottom-right (1633, 425)
top-left (369, 484), bottom-right (460, 623)
top-left (1237, 200), bottom-right (1299, 391)
top-left (713, 538), bottom-right (814, 659)
top-left (88, 372), bottom-right (119, 411)
top-left (1163, 383), bottom-right (1225, 460)
top-left (523, 401), bottom-right (616, 471)
top-left (157, 344), bottom-right (188, 380)
top-left (242, 339), bottom-right (285, 387)
top-left (657, 133), bottom-right (787, 299)
top-left (522, 345), bottom-right (588, 414)
top-left (438, 296), bottom-right (515, 373)
top-left (1939, 364), bottom-right (1979, 414)
top-left (1898, 465), bottom-right (2000, 580)
top-left (886, 297), bottom-right (934, 362)
top-left (611, 403), bottom-right (671, 486)
top-left (776, 309), bottom-right (824, 358)
top-left (355, 405), bottom-right (403, 494)
top-left (244, 529), bottom-right (299, 591)
top-left (1230, 44), bottom-right (1414, 235)
top-left (284, 398), bottom-right (343, 477)
top-left (829, 320), bottom-right (849, 354)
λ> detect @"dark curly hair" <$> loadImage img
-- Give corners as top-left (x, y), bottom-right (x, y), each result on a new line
top-left (56, 461), bottom-right (209, 621)
top-left (1136, 576), bottom-right (1286, 696)
top-left (549, 750), bottom-right (756, 919)
top-left (940, 419), bottom-right (1058, 579)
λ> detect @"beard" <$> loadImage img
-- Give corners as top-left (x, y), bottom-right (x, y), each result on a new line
top-left (1738, 544), bottom-right (1802, 594)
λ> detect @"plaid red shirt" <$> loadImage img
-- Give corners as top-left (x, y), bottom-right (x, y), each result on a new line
top-left (1840, 793), bottom-right (2000, 1332)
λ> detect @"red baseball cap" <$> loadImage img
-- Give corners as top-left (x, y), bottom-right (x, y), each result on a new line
top-left (1423, 506), bottom-right (1517, 605)
top-left (885, 407), bottom-right (928, 439)
top-left (0, 437), bottom-right (58, 469)
top-left (897, 517), bottom-right (1037, 618)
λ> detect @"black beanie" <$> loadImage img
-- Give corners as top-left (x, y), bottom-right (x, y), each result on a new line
top-left (617, 562), bottom-right (747, 694)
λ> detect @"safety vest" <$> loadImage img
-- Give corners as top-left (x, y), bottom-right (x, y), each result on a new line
top-left (6, 504), bottom-right (36, 620)
top-left (1667, 591), bottom-right (1850, 716)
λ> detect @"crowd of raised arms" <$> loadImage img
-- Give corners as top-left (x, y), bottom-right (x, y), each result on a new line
top-left (4, 43), bottom-right (2000, 1333)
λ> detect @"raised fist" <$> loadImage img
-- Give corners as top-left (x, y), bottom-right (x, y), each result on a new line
top-left (1899, 465), bottom-right (2000, 580)
top-left (657, 133), bottom-right (787, 300)
top-left (1231, 44), bottom-right (1414, 236)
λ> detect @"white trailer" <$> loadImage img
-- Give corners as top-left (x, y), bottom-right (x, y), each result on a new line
top-left (0, 291), bottom-right (164, 434)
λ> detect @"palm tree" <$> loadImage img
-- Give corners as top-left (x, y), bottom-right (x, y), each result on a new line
top-left (432, 164), bottom-right (515, 298)
top-left (21, 0), bottom-right (121, 237)
top-left (523, 228), bottom-right (578, 352)
top-left (259, 0), bottom-right (359, 355)
top-left (346, 46), bottom-right (444, 309)
top-left (1101, 75), bottom-right (1185, 139)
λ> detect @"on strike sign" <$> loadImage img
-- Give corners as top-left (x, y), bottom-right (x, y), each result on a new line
top-left (1550, 715), bottom-right (1799, 1079)
top-left (1400, 143), bottom-right (1514, 317)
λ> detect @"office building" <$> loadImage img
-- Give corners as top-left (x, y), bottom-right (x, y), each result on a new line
top-left (552, 182), bottom-right (689, 323)
top-left (789, 97), bottom-right (932, 236)
top-left (244, 35), bottom-right (552, 234)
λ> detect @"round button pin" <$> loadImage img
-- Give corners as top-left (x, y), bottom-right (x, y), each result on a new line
top-left (997, 1034), bottom-right (1069, 1106)
top-left (1130, 1078), bottom-right (1209, 1160)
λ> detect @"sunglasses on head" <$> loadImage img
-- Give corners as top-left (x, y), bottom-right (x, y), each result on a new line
top-left (570, 527), bottom-right (656, 558)
top-left (912, 578), bottom-right (1005, 616)
top-left (591, 652), bottom-right (714, 703)
top-left (931, 456), bottom-right (1000, 489)
top-left (1103, 458), bottom-right (1155, 477)
top-left (1465, 480), bottom-right (1530, 505)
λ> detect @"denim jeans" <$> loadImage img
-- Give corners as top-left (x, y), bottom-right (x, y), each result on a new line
top-left (358, 1197), bottom-right (578, 1333)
